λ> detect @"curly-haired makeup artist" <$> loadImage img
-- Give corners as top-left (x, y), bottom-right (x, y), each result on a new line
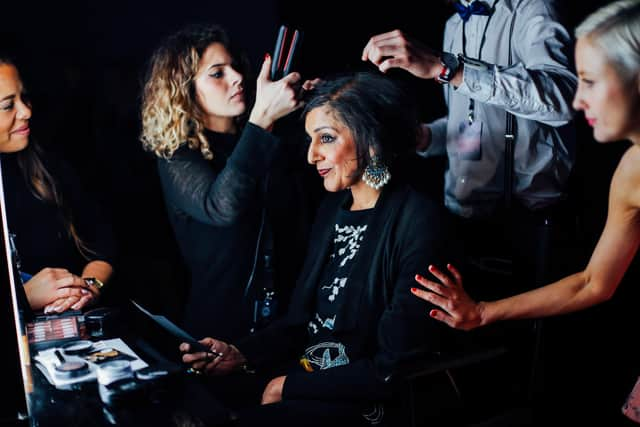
top-left (141, 24), bottom-right (315, 342)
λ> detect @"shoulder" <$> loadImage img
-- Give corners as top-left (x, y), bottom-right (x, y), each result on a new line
top-left (611, 145), bottom-right (640, 209)
top-left (384, 185), bottom-right (449, 236)
top-left (381, 187), bottom-right (451, 263)
top-left (395, 186), bottom-right (446, 220)
top-left (156, 144), bottom-right (205, 171)
top-left (612, 145), bottom-right (640, 188)
top-left (159, 143), bottom-right (197, 161)
top-left (404, 188), bottom-right (444, 213)
top-left (511, 0), bottom-right (561, 19)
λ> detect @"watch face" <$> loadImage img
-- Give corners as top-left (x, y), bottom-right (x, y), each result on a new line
top-left (441, 52), bottom-right (459, 70)
top-left (84, 277), bottom-right (104, 289)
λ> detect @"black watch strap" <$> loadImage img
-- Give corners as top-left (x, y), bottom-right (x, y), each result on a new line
top-left (436, 52), bottom-right (461, 84)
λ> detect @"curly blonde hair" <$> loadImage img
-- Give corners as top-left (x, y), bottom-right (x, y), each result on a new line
top-left (140, 24), bottom-right (250, 160)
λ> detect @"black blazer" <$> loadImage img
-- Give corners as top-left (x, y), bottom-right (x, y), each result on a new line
top-left (236, 182), bottom-right (451, 402)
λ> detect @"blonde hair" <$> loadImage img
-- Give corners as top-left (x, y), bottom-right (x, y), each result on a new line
top-left (576, 0), bottom-right (640, 83)
top-left (140, 24), bottom-right (250, 160)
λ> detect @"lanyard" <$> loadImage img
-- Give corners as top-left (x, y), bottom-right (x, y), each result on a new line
top-left (461, 0), bottom-right (497, 124)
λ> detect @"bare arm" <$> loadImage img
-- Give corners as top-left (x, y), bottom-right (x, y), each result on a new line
top-left (81, 259), bottom-right (113, 284)
top-left (79, 259), bottom-right (113, 301)
top-left (413, 146), bottom-right (640, 330)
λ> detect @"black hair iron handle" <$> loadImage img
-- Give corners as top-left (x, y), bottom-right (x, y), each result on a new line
top-left (270, 25), bottom-right (302, 80)
top-left (271, 25), bottom-right (288, 80)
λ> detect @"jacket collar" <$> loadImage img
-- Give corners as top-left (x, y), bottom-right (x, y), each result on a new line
top-left (291, 182), bottom-right (410, 331)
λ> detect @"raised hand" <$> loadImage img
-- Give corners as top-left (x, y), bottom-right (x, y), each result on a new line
top-left (361, 29), bottom-right (441, 79)
top-left (412, 263), bottom-right (484, 331)
top-left (249, 53), bottom-right (303, 129)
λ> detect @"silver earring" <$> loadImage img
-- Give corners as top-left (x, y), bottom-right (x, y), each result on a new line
top-left (362, 156), bottom-right (391, 190)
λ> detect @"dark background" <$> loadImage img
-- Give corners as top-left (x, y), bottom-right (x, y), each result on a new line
top-left (3, 0), bottom-right (637, 425)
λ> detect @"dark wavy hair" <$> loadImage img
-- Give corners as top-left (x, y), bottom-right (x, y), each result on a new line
top-left (302, 71), bottom-right (419, 173)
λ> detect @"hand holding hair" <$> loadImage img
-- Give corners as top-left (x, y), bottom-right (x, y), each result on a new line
top-left (249, 54), bottom-right (303, 130)
top-left (362, 29), bottom-right (441, 79)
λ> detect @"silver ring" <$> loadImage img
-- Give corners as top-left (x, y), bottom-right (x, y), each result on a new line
top-left (187, 367), bottom-right (203, 375)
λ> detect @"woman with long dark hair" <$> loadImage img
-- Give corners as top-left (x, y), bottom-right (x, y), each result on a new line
top-left (0, 54), bottom-right (115, 313)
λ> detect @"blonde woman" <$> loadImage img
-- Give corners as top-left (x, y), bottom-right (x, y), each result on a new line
top-left (410, 1), bottom-right (640, 422)
top-left (141, 24), bottom-right (314, 342)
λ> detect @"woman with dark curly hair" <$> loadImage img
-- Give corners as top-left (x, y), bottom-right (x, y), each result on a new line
top-left (180, 71), bottom-right (450, 426)
top-left (141, 24), bottom-right (315, 342)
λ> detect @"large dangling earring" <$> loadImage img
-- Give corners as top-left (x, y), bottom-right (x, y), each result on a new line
top-left (362, 156), bottom-right (391, 190)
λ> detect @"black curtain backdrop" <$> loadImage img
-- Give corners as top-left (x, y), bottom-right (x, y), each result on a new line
top-left (2, 1), bottom-right (636, 425)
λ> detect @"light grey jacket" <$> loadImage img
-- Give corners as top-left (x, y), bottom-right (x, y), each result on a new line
top-left (421, 0), bottom-right (577, 218)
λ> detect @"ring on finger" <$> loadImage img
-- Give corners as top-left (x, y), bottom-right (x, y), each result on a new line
top-left (210, 346), bottom-right (224, 358)
top-left (187, 367), bottom-right (203, 375)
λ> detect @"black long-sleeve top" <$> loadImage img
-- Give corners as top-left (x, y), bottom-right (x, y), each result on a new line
top-left (157, 123), bottom-right (315, 342)
top-left (2, 150), bottom-right (115, 277)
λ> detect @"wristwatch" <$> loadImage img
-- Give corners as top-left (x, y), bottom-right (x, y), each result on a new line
top-left (83, 277), bottom-right (105, 291)
top-left (436, 52), bottom-right (461, 84)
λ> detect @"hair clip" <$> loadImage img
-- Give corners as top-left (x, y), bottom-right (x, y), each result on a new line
top-left (270, 24), bottom-right (303, 80)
